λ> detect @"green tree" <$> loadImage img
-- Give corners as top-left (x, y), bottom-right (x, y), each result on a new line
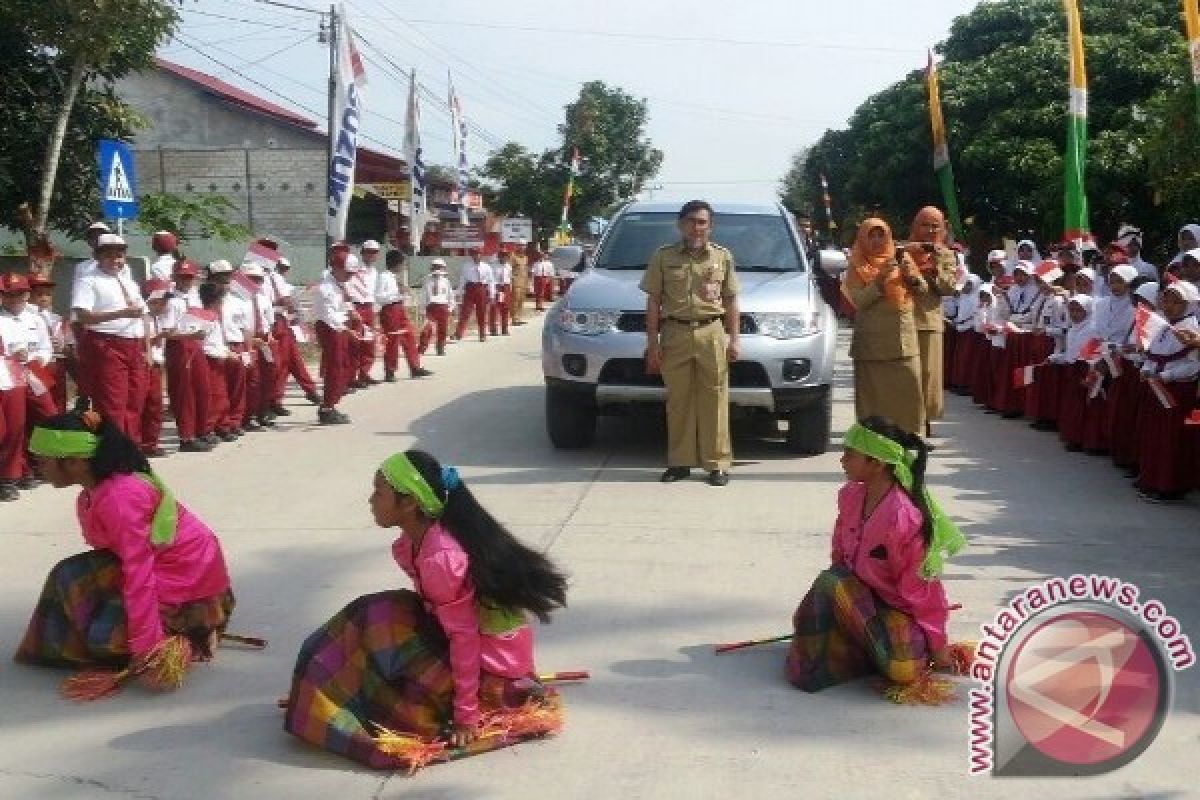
top-left (136, 193), bottom-right (251, 243)
top-left (785, 0), bottom-right (1192, 260)
top-left (0, 0), bottom-right (179, 241)
top-left (477, 143), bottom-right (563, 241)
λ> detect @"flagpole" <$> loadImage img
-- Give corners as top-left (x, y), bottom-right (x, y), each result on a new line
top-left (1062, 0), bottom-right (1090, 243)
top-left (325, 3), bottom-right (337, 259)
top-left (1185, 0), bottom-right (1200, 124)
top-left (926, 50), bottom-right (965, 241)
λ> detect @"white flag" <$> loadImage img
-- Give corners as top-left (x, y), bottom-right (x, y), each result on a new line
top-left (448, 72), bottom-right (470, 223)
top-left (327, 4), bottom-right (367, 240)
top-left (404, 71), bottom-right (427, 242)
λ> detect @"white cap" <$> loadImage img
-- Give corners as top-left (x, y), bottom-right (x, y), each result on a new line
top-left (1109, 264), bottom-right (1138, 285)
top-left (1165, 279), bottom-right (1200, 305)
top-left (208, 259), bottom-right (234, 275)
top-left (239, 262), bottom-right (266, 278)
top-left (1134, 282), bottom-right (1159, 305)
top-left (361, 239), bottom-right (381, 251)
top-left (343, 253), bottom-right (362, 271)
top-left (95, 233), bottom-right (126, 249)
top-left (987, 249), bottom-right (1006, 263)
top-left (1184, 247), bottom-right (1200, 263)
top-left (1012, 259), bottom-right (1034, 275)
top-left (1076, 267), bottom-right (1097, 284)
top-left (146, 287), bottom-right (171, 301)
top-left (87, 221), bottom-right (112, 233)
top-left (430, 258), bottom-right (448, 271)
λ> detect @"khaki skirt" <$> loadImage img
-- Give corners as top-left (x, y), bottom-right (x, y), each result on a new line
top-left (853, 356), bottom-right (926, 436)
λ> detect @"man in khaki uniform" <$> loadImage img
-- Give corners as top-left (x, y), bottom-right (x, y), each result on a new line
top-left (642, 200), bottom-right (740, 486)
top-left (509, 239), bottom-right (530, 325)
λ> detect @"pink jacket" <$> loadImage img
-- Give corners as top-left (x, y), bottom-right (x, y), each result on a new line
top-left (392, 523), bottom-right (534, 726)
top-left (831, 482), bottom-right (950, 651)
top-left (77, 474), bottom-right (231, 656)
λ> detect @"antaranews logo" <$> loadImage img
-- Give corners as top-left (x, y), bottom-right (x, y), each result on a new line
top-left (967, 574), bottom-right (1194, 776)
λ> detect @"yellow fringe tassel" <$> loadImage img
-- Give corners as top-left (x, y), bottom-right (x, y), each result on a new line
top-left (59, 635), bottom-right (193, 703)
top-left (882, 671), bottom-right (957, 705)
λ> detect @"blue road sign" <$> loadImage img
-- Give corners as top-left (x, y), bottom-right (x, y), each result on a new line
top-left (98, 139), bottom-right (138, 220)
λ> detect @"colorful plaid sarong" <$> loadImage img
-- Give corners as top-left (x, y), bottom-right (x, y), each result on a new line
top-left (785, 566), bottom-right (929, 692)
top-left (14, 550), bottom-right (235, 668)
top-left (283, 589), bottom-right (561, 771)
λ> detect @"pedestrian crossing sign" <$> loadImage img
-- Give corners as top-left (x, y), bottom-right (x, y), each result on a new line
top-left (97, 139), bottom-right (139, 220)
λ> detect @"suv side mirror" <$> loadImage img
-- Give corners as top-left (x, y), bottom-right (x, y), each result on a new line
top-left (816, 249), bottom-right (848, 277)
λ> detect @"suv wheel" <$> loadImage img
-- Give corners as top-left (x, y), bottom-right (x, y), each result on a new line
top-left (546, 385), bottom-right (596, 449)
top-left (785, 387), bottom-right (831, 455)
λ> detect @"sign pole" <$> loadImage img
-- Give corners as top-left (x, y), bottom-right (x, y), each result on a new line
top-left (325, 3), bottom-right (337, 262)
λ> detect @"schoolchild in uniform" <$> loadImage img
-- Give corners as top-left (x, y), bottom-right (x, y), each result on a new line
top-left (1055, 295), bottom-right (1099, 451)
top-left (162, 261), bottom-right (212, 453)
top-left (419, 259), bottom-right (455, 357)
top-left (377, 250), bottom-right (432, 381)
top-left (138, 280), bottom-right (172, 458)
top-left (488, 250), bottom-right (513, 337)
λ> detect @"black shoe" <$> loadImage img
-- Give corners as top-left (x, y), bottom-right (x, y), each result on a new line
top-left (411, 367), bottom-right (433, 378)
top-left (179, 439), bottom-right (214, 453)
top-left (271, 404), bottom-right (292, 417)
top-left (707, 470), bottom-right (730, 487)
top-left (1001, 411), bottom-right (1023, 419)
top-left (218, 430), bottom-right (238, 442)
top-left (304, 391), bottom-right (321, 406)
top-left (436, 348), bottom-right (446, 356)
top-left (141, 447), bottom-right (168, 458)
top-left (318, 408), bottom-right (351, 425)
top-left (660, 467), bottom-right (691, 483)
top-left (243, 419), bottom-right (264, 432)
top-left (257, 415), bottom-right (277, 428)
top-left (204, 433), bottom-right (220, 446)
top-left (0, 482), bottom-right (17, 502)
top-left (384, 371), bottom-right (397, 383)
top-left (16, 475), bottom-right (38, 490)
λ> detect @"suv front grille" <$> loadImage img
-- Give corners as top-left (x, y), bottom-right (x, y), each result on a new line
top-left (598, 359), bottom-right (770, 388)
top-left (616, 312), bottom-right (757, 335)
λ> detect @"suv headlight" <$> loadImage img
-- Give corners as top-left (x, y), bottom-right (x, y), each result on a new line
top-left (557, 308), bottom-right (620, 336)
top-left (752, 312), bottom-right (822, 339)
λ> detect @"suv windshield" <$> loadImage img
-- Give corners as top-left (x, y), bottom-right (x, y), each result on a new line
top-left (594, 211), bottom-right (804, 271)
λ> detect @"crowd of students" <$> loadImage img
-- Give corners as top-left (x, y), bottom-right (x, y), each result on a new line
top-left (942, 225), bottom-right (1200, 503)
top-left (0, 223), bottom-right (568, 503)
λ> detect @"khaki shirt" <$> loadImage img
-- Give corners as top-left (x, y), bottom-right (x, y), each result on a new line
top-left (640, 242), bottom-right (739, 320)
top-left (843, 270), bottom-right (919, 361)
top-left (912, 248), bottom-right (960, 331)
top-left (510, 252), bottom-right (529, 282)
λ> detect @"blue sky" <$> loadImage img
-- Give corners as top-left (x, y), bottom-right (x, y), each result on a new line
top-left (167, 0), bottom-right (981, 203)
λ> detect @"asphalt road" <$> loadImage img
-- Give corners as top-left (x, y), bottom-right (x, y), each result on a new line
top-left (1, 315), bottom-right (1196, 799)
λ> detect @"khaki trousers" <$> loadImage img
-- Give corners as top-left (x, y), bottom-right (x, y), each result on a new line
top-left (661, 320), bottom-right (731, 471)
top-left (511, 275), bottom-right (528, 323)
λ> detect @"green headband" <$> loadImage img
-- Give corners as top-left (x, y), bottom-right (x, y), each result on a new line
top-left (380, 453), bottom-right (444, 518)
top-left (29, 427), bottom-right (99, 458)
top-left (843, 423), bottom-right (965, 578)
top-left (29, 426), bottom-right (179, 547)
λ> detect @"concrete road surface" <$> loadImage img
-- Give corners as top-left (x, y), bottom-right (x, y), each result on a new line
top-left (1, 318), bottom-right (1196, 799)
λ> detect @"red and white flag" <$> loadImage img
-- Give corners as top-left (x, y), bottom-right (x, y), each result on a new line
top-left (243, 242), bottom-right (280, 271)
top-left (1133, 305), bottom-right (1168, 351)
top-left (1012, 365), bottom-right (1036, 389)
top-left (1147, 376), bottom-right (1177, 409)
top-left (1078, 337), bottom-right (1104, 362)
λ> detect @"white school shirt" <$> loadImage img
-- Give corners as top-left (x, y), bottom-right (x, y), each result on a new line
top-left (375, 270), bottom-right (403, 305)
top-left (313, 275), bottom-right (349, 330)
top-left (343, 269), bottom-right (373, 305)
top-left (33, 306), bottom-right (64, 355)
top-left (148, 254), bottom-right (175, 281)
top-left (1091, 295), bottom-right (1135, 345)
top-left (1132, 257), bottom-right (1158, 282)
top-left (1050, 318), bottom-right (1097, 364)
top-left (0, 313), bottom-right (27, 391)
top-left (941, 296), bottom-right (958, 321)
top-left (220, 294), bottom-right (250, 344)
top-left (245, 284), bottom-right (274, 338)
top-left (459, 260), bottom-right (496, 300)
top-left (1, 307), bottom-right (52, 366)
top-left (421, 273), bottom-right (455, 307)
top-left (493, 262), bottom-right (513, 286)
top-left (71, 269), bottom-right (146, 338)
top-left (1007, 282), bottom-right (1039, 321)
top-left (147, 315), bottom-right (167, 365)
top-left (199, 310), bottom-right (228, 359)
top-left (266, 270), bottom-right (293, 316)
top-left (1144, 316), bottom-right (1200, 382)
top-left (532, 258), bottom-right (555, 278)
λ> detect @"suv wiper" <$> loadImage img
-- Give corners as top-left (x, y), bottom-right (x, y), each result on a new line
top-left (598, 263), bottom-right (647, 270)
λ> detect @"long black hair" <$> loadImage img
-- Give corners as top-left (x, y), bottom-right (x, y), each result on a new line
top-left (39, 410), bottom-right (150, 482)
top-left (859, 416), bottom-right (933, 548)
top-left (404, 450), bottom-right (568, 622)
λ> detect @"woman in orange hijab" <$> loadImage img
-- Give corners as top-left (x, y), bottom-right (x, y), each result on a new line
top-left (906, 207), bottom-right (961, 433)
top-left (841, 219), bottom-right (926, 436)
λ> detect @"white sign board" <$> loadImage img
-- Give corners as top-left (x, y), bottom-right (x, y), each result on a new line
top-left (501, 217), bottom-right (533, 243)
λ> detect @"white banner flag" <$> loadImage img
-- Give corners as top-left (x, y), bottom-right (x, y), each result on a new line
top-left (449, 72), bottom-right (470, 224)
top-left (327, 4), bottom-right (367, 241)
top-left (404, 71), bottom-right (427, 242)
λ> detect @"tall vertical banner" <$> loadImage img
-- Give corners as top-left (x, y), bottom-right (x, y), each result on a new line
top-left (1184, 0), bottom-right (1200, 123)
top-left (327, 4), bottom-right (367, 241)
top-left (926, 51), bottom-right (965, 241)
top-left (448, 73), bottom-right (470, 225)
top-left (1062, 0), bottom-right (1090, 243)
top-left (560, 147), bottom-right (581, 235)
top-left (404, 71), bottom-right (427, 242)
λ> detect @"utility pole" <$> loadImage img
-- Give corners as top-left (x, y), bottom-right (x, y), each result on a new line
top-left (323, 4), bottom-right (338, 261)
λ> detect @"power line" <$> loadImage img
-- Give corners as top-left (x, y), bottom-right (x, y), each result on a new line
top-left (183, 8), bottom-right (311, 32)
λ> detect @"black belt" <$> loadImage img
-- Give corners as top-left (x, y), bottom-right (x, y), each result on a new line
top-left (666, 316), bottom-right (721, 328)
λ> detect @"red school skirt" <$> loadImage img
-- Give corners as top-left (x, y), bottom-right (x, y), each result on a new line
top-left (1058, 362), bottom-right (1090, 448)
top-left (1134, 379), bottom-right (1200, 495)
top-left (1106, 360), bottom-right (1143, 469)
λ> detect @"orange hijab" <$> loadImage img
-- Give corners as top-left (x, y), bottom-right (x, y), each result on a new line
top-left (907, 206), bottom-right (948, 272)
top-left (850, 218), bottom-right (912, 309)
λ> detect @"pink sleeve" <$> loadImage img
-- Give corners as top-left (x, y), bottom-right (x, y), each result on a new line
top-left (830, 484), bottom-right (856, 566)
top-left (91, 484), bottom-right (166, 656)
top-left (418, 550), bottom-right (483, 727)
top-left (888, 515), bottom-right (949, 652)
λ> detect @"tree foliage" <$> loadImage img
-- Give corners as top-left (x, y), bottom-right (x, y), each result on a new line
top-left (136, 193), bottom-right (251, 243)
top-left (783, 0), bottom-right (1194, 261)
top-left (0, 0), bottom-right (179, 238)
top-left (481, 81), bottom-right (662, 241)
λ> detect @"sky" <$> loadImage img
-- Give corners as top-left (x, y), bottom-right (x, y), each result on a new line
top-left (166, 0), bottom-right (982, 204)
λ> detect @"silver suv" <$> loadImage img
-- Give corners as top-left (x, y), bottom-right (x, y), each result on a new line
top-left (541, 201), bottom-right (838, 453)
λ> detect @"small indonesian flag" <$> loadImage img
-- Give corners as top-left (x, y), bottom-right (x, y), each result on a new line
top-left (1078, 337), bottom-right (1103, 362)
top-left (1133, 305), bottom-right (1168, 351)
top-left (1004, 321), bottom-right (1024, 334)
top-left (1013, 365), bottom-right (1036, 389)
top-left (1147, 377), bottom-right (1177, 409)
top-left (26, 362), bottom-right (53, 396)
top-left (186, 308), bottom-right (218, 324)
top-left (1186, 409), bottom-right (1200, 426)
top-left (1084, 367), bottom-right (1104, 399)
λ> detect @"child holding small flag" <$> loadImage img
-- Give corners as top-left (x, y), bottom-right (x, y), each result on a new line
top-left (1079, 265), bottom-right (1139, 453)
top-left (1107, 283), bottom-right (1160, 471)
top-left (785, 416), bottom-right (964, 699)
top-left (283, 450), bottom-right (567, 771)
top-left (1134, 282), bottom-right (1199, 502)
top-left (1054, 295), bottom-right (1100, 451)
top-left (163, 261), bottom-right (213, 453)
